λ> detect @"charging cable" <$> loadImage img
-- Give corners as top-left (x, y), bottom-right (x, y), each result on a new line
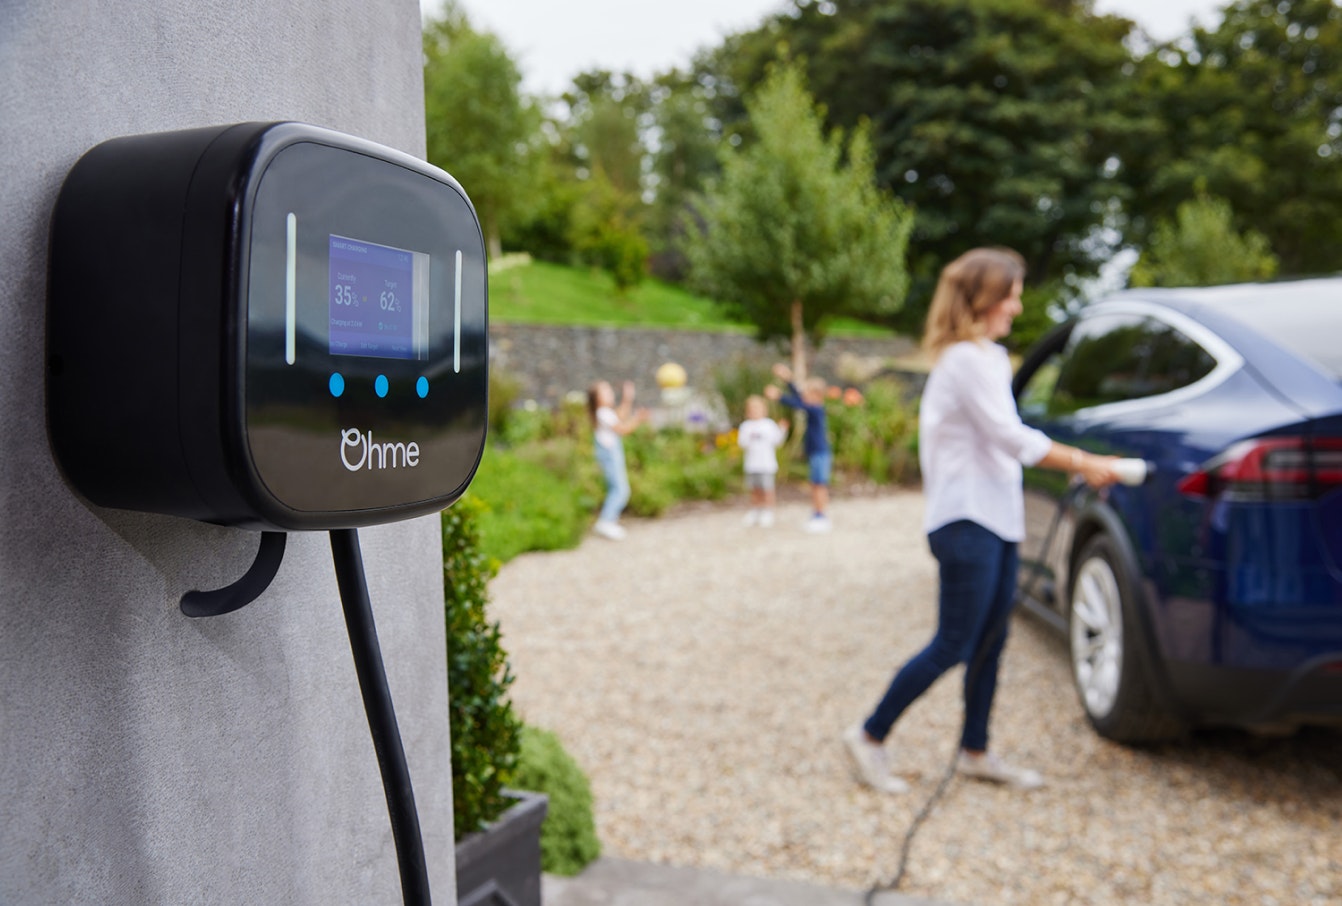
top-left (864, 459), bottom-right (1147, 903)
top-left (331, 528), bottom-right (432, 906)
top-left (179, 526), bottom-right (433, 901)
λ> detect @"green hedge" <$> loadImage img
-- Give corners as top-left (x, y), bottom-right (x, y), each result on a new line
top-left (443, 497), bottom-right (521, 838)
top-left (512, 726), bottom-right (601, 876)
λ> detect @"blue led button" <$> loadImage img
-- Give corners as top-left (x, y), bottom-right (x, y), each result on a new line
top-left (416, 376), bottom-right (429, 399)
top-left (329, 373), bottom-right (345, 398)
top-left (374, 374), bottom-right (389, 398)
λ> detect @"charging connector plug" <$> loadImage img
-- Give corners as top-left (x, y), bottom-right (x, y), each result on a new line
top-left (1113, 458), bottom-right (1149, 486)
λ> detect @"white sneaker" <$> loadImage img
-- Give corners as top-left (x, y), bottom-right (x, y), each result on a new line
top-left (804, 515), bottom-right (832, 533)
top-left (743, 509), bottom-right (759, 527)
top-left (593, 520), bottom-right (626, 540)
top-left (758, 510), bottom-right (774, 528)
top-left (842, 724), bottom-right (908, 794)
top-left (956, 751), bottom-right (1044, 790)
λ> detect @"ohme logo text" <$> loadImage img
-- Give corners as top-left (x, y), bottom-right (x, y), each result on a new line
top-left (341, 428), bottom-right (421, 472)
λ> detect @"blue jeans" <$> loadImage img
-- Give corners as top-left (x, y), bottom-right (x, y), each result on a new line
top-left (808, 451), bottom-right (832, 486)
top-left (594, 441), bottom-right (630, 523)
top-left (863, 520), bottom-right (1019, 752)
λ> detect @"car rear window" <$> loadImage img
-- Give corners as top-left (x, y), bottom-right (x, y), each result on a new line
top-left (1048, 313), bottom-right (1216, 415)
top-left (1211, 284), bottom-right (1342, 380)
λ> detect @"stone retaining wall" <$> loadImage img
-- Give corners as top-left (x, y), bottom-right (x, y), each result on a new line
top-left (489, 323), bottom-right (919, 408)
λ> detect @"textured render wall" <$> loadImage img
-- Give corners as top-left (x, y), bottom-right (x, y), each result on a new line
top-left (0, 3), bottom-right (455, 903)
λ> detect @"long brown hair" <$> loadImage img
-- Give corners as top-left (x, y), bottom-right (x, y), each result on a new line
top-left (921, 247), bottom-right (1026, 359)
top-left (587, 381), bottom-right (608, 425)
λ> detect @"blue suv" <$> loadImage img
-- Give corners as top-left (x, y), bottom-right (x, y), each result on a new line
top-left (1012, 277), bottom-right (1342, 743)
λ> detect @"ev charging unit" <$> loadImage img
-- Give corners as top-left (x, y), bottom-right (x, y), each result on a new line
top-left (47, 121), bottom-right (487, 529)
top-left (47, 122), bottom-right (489, 905)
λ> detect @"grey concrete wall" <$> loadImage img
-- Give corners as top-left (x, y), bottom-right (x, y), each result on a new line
top-left (0, 2), bottom-right (455, 903)
top-left (490, 323), bottom-right (916, 410)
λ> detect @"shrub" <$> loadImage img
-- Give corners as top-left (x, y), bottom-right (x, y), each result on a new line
top-left (826, 378), bottom-right (920, 484)
top-left (443, 496), bottom-right (522, 838)
top-left (512, 726), bottom-right (601, 876)
top-left (466, 442), bottom-right (593, 565)
top-left (489, 369), bottom-right (524, 443)
top-left (497, 394), bottom-right (593, 449)
top-left (549, 393), bottom-right (593, 441)
top-left (498, 401), bottom-right (550, 447)
top-left (627, 470), bottom-right (678, 517)
top-left (624, 427), bottom-right (738, 517)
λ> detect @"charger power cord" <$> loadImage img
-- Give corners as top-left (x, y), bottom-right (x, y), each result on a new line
top-left (331, 528), bottom-right (432, 906)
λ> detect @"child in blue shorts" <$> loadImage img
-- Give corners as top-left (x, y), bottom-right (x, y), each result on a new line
top-left (765, 363), bottom-right (833, 533)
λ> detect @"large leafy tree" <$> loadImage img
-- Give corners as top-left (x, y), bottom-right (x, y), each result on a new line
top-left (423, 6), bottom-right (539, 259)
top-left (698, 0), bottom-right (1139, 331)
top-left (1116, 0), bottom-right (1342, 276)
top-left (684, 64), bottom-right (913, 376)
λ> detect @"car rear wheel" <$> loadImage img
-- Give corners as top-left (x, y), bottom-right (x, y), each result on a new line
top-left (1068, 534), bottom-right (1183, 744)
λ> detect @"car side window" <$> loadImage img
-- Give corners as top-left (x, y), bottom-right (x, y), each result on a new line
top-left (1049, 314), bottom-right (1215, 416)
top-left (1139, 318), bottom-right (1217, 396)
top-left (1017, 355), bottom-right (1062, 420)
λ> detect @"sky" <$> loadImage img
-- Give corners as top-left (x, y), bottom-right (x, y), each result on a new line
top-left (420, 0), bottom-right (1227, 97)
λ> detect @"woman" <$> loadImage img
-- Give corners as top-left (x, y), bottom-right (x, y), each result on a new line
top-left (843, 247), bottom-right (1122, 793)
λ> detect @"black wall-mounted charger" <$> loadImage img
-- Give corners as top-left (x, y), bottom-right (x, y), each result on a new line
top-left (48, 121), bottom-right (488, 530)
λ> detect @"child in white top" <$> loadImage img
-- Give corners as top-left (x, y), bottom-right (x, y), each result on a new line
top-left (587, 379), bottom-right (647, 540)
top-left (737, 394), bottom-right (788, 527)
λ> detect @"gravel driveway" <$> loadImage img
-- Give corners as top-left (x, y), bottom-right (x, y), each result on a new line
top-left (488, 490), bottom-right (1341, 905)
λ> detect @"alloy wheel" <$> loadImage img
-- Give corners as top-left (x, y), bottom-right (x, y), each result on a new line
top-left (1070, 555), bottom-right (1125, 719)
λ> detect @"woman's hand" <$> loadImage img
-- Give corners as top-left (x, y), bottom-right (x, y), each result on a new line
top-left (1075, 451), bottom-right (1123, 489)
top-left (1041, 442), bottom-right (1125, 489)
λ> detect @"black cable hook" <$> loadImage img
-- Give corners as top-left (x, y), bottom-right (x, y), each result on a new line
top-left (180, 531), bottom-right (287, 618)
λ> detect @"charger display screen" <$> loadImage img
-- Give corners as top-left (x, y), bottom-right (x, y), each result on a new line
top-left (327, 234), bottom-right (429, 360)
top-left (243, 134), bottom-right (488, 522)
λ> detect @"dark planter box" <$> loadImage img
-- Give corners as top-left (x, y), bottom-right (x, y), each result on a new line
top-left (455, 789), bottom-right (549, 906)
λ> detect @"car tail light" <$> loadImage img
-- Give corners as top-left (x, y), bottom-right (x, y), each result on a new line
top-left (1177, 436), bottom-right (1342, 501)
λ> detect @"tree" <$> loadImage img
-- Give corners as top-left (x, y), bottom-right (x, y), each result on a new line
top-left (562, 71), bottom-right (649, 198)
top-left (684, 64), bottom-right (913, 377)
top-left (645, 71), bottom-right (725, 280)
top-left (502, 151), bottom-right (582, 264)
top-left (696, 0), bottom-right (1140, 333)
top-left (1115, 0), bottom-right (1342, 276)
top-left (568, 168), bottom-right (649, 294)
top-left (1128, 194), bottom-right (1279, 287)
top-left (551, 70), bottom-right (652, 289)
top-left (423, 8), bottom-right (539, 259)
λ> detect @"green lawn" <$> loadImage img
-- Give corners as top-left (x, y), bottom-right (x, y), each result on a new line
top-left (487, 257), bottom-right (895, 337)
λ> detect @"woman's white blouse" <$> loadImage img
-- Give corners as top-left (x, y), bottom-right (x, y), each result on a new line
top-left (919, 340), bottom-right (1052, 541)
